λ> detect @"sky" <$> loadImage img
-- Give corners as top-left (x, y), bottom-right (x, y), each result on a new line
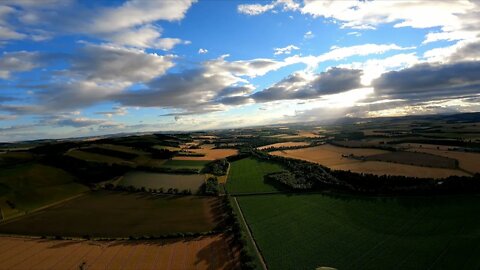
top-left (0, 0), bottom-right (479, 142)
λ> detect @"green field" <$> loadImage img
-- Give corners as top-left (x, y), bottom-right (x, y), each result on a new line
top-left (0, 191), bottom-right (222, 237)
top-left (237, 193), bottom-right (480, 270)
top-left (0, 163), bottom-right (88, 218)
top-left (66, 149), bottom-right (132, 165)
top-left (161, 159), bottom-right (209, 171)
top-left (120, 171), bottom-right (205, 192)
top-left (226, 158), bottom-right (285, 194)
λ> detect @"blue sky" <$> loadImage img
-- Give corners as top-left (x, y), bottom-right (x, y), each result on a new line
top-left (0, 0), bottom-right (479, 141)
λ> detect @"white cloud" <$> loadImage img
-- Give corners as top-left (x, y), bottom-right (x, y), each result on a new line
top-left (285, 43), bottom-right (414, 71)
top-left (274, 45), bottom-right (299, 55)
top-left (237, 0), bottom-right (299, 15)
top-left (105, 25), bottom-right (186, 50)
top-left (0, 51), bottom-right (43, 78)
top-left (304, 30), bottom-right (314, 39)
top-left (90, 0), bottom-right (197, 34)
top-left (198, 48), bottom-right (208, 54)
top-left (338, 53), bottom-right (419, 85)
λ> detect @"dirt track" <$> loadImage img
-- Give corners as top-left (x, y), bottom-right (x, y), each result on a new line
top-left (0, 234), bottom-right (240, 270)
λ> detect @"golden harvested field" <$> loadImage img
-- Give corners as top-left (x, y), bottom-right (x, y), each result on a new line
top-left (271, 144), bottom-right (468, 178)
top-left (271, 144), bottom-right (388, 167)
top-left (173, 148), bottom-right (238, 161)
top-left (404, 147), bottom-right (480, 174)
top-left (0, 234), bottom-right (240, 270)
top-left (257, 141), bottom-right (310, 150)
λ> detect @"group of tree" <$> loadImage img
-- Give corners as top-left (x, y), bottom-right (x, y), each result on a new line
top-left (202, 159), bottom-right (229, 176)
top-left (252, 150), bottom-right (480, 195)
top-left (104, 183), bottom-right (193, 195)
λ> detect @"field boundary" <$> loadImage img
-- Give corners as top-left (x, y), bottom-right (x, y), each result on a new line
top-left (232, 196), bottom-right (267, 270)
top-left (0, 192), bottom-right (88, 225)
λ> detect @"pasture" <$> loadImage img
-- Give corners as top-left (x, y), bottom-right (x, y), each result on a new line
top-left (226, 158), bottom-right (285, 194)
top-left (0, 191), bottom-right (222, 237)
top-left (0, 163), bottom-right (88, 218)
top-left (237, 193), bottom-right (480, 270)
top-left (119, 171), bottom-right (205, 192)
top-left (0, 234), bottom-right (240, 270)
top-left (272, 144), bottom-right (468, 178)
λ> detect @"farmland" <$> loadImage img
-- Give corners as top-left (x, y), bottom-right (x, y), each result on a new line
top-left (237, 193), bottom-right (480, 270)
top-left (119, 171), bottom-right (205, 193)
top-left (173, 147), bottom-right (238, 161)
top-left (0, 191), bottom-right (222, 237)
top-left (271, 144), bottom-right (469, 178)
top-left (0, 234), bottom-right (240, 270)
top-left (257, 141), bottom-right (310, 150)
top-left (161, 159), bottom-right (210, 171)
top-left (0, 163), bottom-right (88, 219)
top-left (226, 158), bottom-right (285, 194)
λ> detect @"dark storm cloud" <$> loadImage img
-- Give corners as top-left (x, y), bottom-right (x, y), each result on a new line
top-left (373, 61), bottom-right (480, 101)
top-left (252, 68), bottom-right (363, 102)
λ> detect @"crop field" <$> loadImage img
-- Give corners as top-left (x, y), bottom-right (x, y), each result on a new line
top-left (173, 147), bottom-right (238, 161)
top-left (0, 234), bottom-right (240, 270)
top-left (0, 163), bottom-right (88, 218)
top-left (237, 193), bottom-right (480, 270)
top-left (0, 151), bottom-right (34, 166)
top-left (257, 141), bottom-right (310, 150)
top-left (226, 158), bottom-right (285, 194)
top-left (120, 171), bottom-right (205, 192)
top-left (402, 145), bottom-right (480, 174)
top-left (271, 144), bottom-right (468, 178)
top-left (333, 161), bottom-right (469, 178)
top-left (364, 151), bottom-right (459, 169)
top-left (270, 144), bottom-right (389, 167)
top-left (0, 191), bottom-right (222, 237)
top-left (161, 159), bottom-right (210, 171)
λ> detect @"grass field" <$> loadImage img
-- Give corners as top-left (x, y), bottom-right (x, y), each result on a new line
top-left (237, 193), bottom-right (480, 270)
top-left (272, 144), bottom-right (468, 178)
top-left (226, 158), bottom-right (285, 194)
top-left (66, 149), bottom-right (133, 165)
top-left (0, 234), bottom-right (240, 270)
top-left (120, 171), bottom-right (205, 192)
top-left (0, 191), bottom-right (222, 237)
top-left (161, 159), bottom-right (210, 171)
top-left (0, 163), bottom-right (88, 218)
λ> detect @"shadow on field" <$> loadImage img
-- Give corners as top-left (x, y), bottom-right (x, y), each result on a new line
top-left (194, 234), bottom-right (241, 270)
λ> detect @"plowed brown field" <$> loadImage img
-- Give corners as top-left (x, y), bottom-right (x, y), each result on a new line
top-left (0, 234), bottom-right (240, 270)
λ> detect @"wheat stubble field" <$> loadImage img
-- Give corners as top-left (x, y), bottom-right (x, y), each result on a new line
top-left (0, 234), bottom-right (240, 270)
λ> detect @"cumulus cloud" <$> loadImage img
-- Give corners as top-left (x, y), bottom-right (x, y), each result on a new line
top-left (0, 0), bottom-right (196, 49)
top-left (252, 68), bottom-right (363, 102)
top-left (198, 48), bottom-right (208, 54)
top-left (373, 61), bottom-right (480, 102)
top-left (69, 43), bottom-right (175, 83)
top-left (303, 30), bottom-right (314, 39)
top-left (424, 38), bottom-right (480, 64)
top-left (0, 51), bottom-right (45, 79)
top-left (274, 45), bottom-right (299, 55)
top-left (238, 0), bottom-right (299, 15)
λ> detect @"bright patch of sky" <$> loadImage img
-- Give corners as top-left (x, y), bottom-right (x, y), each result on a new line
top-left (0, 0), bottom-right (479, 141)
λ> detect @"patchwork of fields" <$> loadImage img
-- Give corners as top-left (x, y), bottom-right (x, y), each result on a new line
top-left (226, 157), bottom-right (480, 270)
top-left (120, 171), bottom-right (205, 193)
top-left (0, 191), bottom-right (222, 237)
top-left (271, 144), bottom-right (469, 178)
top-left (0, 234), bottom-right (240, 270)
